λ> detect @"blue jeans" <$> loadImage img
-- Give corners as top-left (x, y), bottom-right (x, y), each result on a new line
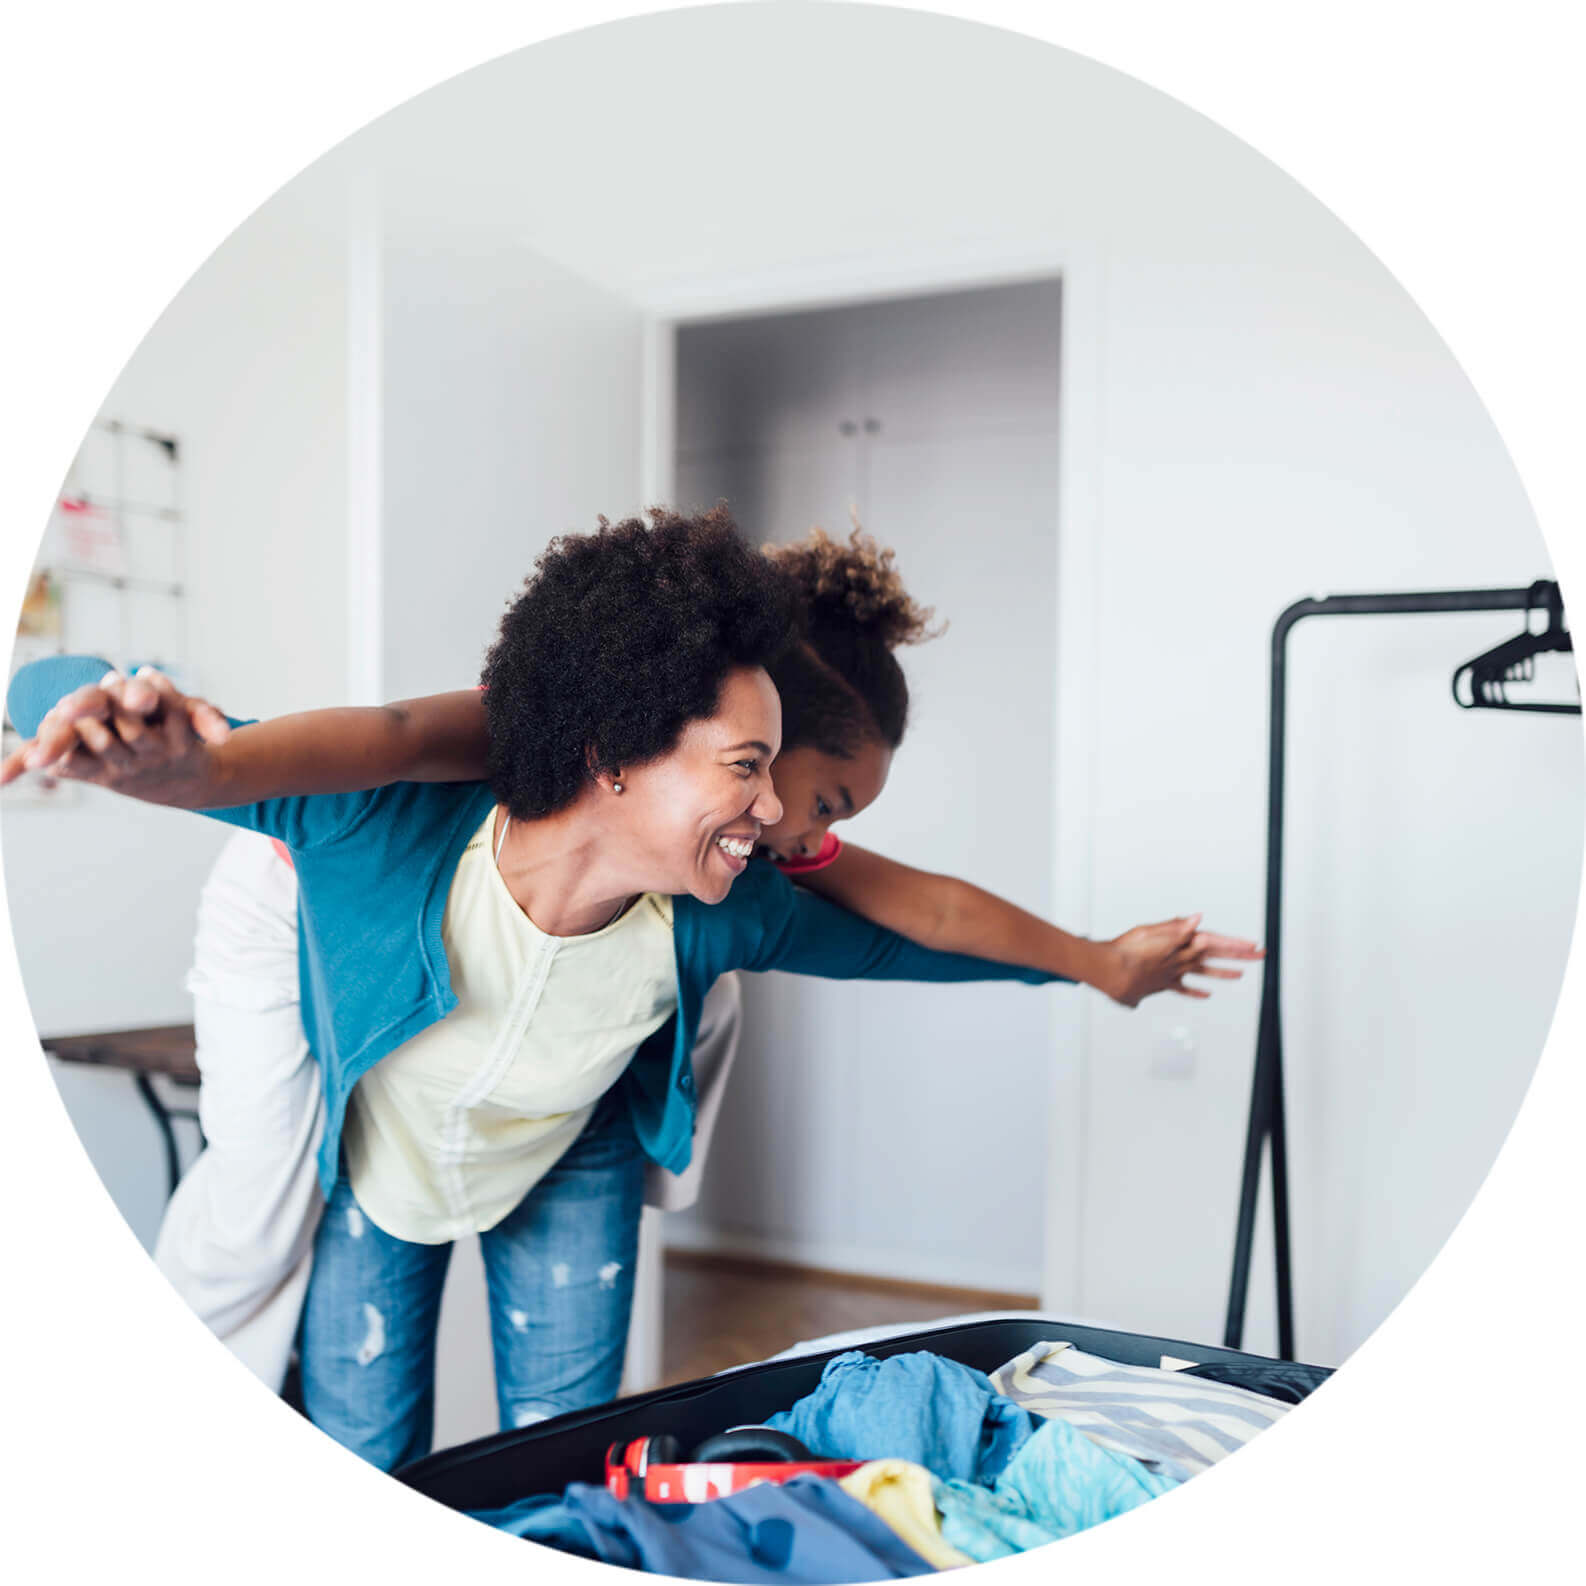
top-left (298, 1089), bottom-right (644, 1471)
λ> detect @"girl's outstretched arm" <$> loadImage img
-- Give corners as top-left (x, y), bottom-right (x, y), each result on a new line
top-left (794, 841), bottom-right (1262, 1006)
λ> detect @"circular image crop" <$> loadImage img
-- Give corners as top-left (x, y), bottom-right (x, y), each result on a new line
top-left (4, 4), bottom-right (1579, 1574)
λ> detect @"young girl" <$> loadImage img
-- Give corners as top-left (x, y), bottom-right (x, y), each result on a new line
top-left (7, 513), bottom-right (1258, 1461)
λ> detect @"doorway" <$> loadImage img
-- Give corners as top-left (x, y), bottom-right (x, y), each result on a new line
top-left (662, 279), bottom-right (1066, 1315)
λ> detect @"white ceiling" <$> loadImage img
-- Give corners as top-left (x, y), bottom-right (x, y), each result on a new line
top-left (329, 4), bottom-right (1258, 314)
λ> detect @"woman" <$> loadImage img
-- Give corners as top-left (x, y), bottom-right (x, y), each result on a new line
top-left (7, 508), bottom-right (1107, 1472)
top-left (12, 520), bottom-right (1249, 1014)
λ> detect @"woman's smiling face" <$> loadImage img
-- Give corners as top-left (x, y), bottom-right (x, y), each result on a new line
top-left (757, 738), bottom-right (893, 863)
top-left (613, 665), bottom-right (786, 904)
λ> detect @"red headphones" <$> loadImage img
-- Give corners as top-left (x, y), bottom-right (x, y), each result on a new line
top-left (605, 1428), bottom-right (862, 1503)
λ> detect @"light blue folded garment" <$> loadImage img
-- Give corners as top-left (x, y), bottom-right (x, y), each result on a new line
top-left (934, 1413), bottom-right (1180, 1562)
top-left (766, 1349), bottom-right (1036, 1484)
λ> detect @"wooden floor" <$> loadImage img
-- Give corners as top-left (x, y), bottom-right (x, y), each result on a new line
top-left (659, 1250), bottom-right (1038, 1386)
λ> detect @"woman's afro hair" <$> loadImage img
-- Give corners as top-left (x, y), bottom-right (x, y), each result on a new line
top-left (481, 505), bottom-right (801, 819)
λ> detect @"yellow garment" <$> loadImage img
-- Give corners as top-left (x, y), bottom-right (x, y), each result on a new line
top-left (343, 809), bottom-right (676, 1243)
top-left (839, 1460), bottom-right (976, 1571)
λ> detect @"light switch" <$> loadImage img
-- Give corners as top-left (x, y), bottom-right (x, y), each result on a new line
top-left (1149, 1024), bottom-right (1197, 1079)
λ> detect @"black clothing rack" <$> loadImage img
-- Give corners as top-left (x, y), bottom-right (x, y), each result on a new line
top-left (1224, 581), bottom-right (1578, 1357)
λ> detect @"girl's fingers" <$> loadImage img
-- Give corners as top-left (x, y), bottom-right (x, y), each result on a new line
top-left (1192, 932), bottom-right (1265, 958)
top-left (74, 716), bottom-right (135, 769)
top-left (1171, 983), bottom-right (1212, 999)
top-left (110, 703), bottom-right (156, 754)
top-left (26, 684), bottom-right (112, 766)
top-left (0, 743), bottom-right (33, 785)
top-left (129, 666), bottom-right (178, 707)
top-left (103, 676), bottom-right (160, 755)
top-left (133, 666), bottom-right (228, 749)
top-left (186, 699), bottom-right (231, 745)
top-left (126, 670), bottom-right (187, 757)
top-left (119, 670), bottom-right (203, 758)
top-left (166, 708), bottom-right (203, 761)
top-left (6, 671), bottom-right (225, 785)
top-left (116, 673), bottom-right (161, 717)
top-left (51, 743), bottom-right (102, 781)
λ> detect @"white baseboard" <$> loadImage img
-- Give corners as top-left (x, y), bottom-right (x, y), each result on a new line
top-left (662, 1222), bottom-right (1041, 1300)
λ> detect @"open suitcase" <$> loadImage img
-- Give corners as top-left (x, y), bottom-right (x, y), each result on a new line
top-left (397, 1314), bottom-right (1331, 1514)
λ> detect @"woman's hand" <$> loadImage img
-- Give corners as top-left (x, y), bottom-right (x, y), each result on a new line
top-left (1096, 915), bottom-right (1264, 1008)
top-left (0, 667), bottom-right (231, 804)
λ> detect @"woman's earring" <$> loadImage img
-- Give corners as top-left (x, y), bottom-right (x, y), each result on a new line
top-left (612, 780), bottom-right (624, 795)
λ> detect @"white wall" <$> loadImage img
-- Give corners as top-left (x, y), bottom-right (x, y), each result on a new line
top-left (379, 216), bottom-right (648, 699)
top-left (1079, 179), bottom-right (1585, 1361)
top-left (374, 203), bottom-right (646, 1446)
top-left (1, 137), bottom-right (648, 1432)
top-left (336, 6), bottom-right (1583, 1365)
top-left (2, 166), bottom-right (351, 1249)
top-left (7, 4), bottom-right (1579, 1378)
top-left (669, 284), bottom-right (1064, 1295)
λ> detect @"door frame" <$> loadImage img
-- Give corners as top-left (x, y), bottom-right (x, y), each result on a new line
top-left (626, 244), bottom-right (1106, 1384)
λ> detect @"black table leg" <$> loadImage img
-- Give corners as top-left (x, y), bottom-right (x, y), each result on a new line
top-left (133, 1071), bottom-right (183, 1199)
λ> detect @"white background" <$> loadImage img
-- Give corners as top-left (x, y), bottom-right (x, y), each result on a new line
top-left (9, 1), bottom-right (1575, 1386)
top-left (2, 2), bottom-right (1582, 1581)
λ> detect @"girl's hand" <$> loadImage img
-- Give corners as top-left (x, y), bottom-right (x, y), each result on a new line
top-left (1098, 914), bottom-right (1264, 1007)
top-left (0, 667), bottom-right (230, 803)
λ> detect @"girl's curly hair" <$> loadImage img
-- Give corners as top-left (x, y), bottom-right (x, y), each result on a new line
top-left (766, 521), bottom-right (943, 754)
top-left (481, 506), bottom-right (800, 818)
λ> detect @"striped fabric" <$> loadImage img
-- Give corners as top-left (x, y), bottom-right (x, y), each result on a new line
top-left (988, 1341), bottom-right (1291, 1483)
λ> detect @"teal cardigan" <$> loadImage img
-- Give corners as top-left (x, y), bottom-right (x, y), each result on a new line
top-left (10, 657), bottom-right (1063, 1194)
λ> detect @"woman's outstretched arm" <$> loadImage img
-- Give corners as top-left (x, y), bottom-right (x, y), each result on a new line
top-left (793, 841), bottom-right (1262, 1006)
top-left (1, 659), bottom-right (490, 808)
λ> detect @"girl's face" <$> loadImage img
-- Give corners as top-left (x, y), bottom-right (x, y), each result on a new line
top-left (612, 665), bottom-right (786, 905)
top-left (757, 738), bottom-right (893, 864)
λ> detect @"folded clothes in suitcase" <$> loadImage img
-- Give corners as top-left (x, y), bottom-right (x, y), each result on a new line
top-left (396, 1315), bottom-right (1331, 1514)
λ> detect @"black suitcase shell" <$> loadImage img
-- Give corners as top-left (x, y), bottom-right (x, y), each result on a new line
top-left (397, 1315), bottom-right (1322, 1513)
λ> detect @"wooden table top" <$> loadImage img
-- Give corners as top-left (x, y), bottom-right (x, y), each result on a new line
top-left (43, 1024), bottom-right (199, 1084)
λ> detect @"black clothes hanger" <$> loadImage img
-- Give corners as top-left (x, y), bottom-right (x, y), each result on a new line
top-left (1451, 579), bottom-right (1581, 714)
